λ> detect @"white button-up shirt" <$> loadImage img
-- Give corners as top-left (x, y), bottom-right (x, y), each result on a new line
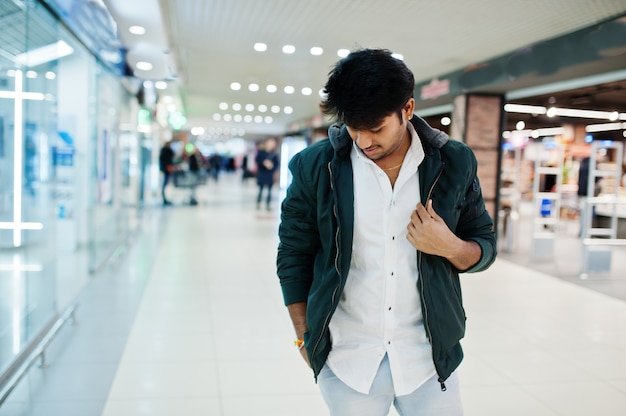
top-left (327, 122), bottom-right (436, 395)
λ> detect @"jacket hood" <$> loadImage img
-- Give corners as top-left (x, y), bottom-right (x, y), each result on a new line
top-left (328, 115), bottom-right (449, 154)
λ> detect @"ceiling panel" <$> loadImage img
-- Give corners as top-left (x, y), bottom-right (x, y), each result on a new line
top-left (108, 0), bottom-right (626, 137)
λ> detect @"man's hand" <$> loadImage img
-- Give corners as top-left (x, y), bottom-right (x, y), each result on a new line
top-left (407, 199), bottom-right (481, 270)
top-left (287, 302), bottom-right (311, 368)
top-left (299, 344), bottom-right (311, 368)
top-left (407, 200), bottom-right (457, 256)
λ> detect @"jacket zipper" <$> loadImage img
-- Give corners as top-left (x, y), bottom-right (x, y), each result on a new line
top-left (311, 162), bottom-right (341, 370)
top-left (419, 163), bottom-right (447, 391)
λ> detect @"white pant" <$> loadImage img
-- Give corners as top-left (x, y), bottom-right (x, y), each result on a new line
top-left (318, 354), bottom-right (463, 416)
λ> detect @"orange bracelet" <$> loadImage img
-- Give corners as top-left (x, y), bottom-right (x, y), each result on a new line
top-left (294, 339), bottom-right (304, 350)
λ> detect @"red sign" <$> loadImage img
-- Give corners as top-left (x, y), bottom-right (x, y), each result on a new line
top-left (420, 78), bottom-right (450, 100)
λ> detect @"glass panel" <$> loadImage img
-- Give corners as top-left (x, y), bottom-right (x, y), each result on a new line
top-left (0, 0), bottom-right (91, 376)
top-left (0, 0), bottom-right (59, 372)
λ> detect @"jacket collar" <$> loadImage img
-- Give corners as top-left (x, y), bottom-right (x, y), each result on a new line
top-left (328, 115), bottom-right (449, 157)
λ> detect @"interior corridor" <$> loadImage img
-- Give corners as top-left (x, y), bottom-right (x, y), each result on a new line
top-left (2, 173), bottom-right (626, 416)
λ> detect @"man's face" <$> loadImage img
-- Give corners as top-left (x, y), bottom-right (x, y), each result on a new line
top-left (264, 138), bottom-right (276, 152)
top-left (345, 99), bottom-right (414, 162)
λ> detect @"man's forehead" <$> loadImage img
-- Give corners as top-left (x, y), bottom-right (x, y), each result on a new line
top-left (346, 114), bottom-right (396, 131)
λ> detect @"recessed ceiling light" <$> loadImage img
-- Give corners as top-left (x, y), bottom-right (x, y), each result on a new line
top-left (264, 116), bottom-right (273, 124)
top-left (155, 81), bottom-right (167, 90)
top-left (230, 82), bottom-right (241, 91)
top-left (301, 87), bottom-right (312, 96)
top-left (254, 43), bottom-right (267, 52)
top-left (219, 102), bottom-right (229, 110)
top-left (284, 106), bottom-right (293, 114)
top-left (244, 115), bottom-right (253, 123)
top-left (254, 116), bottom-right (263, 123)
top-left (284, 86), bottom-right (295, 94)
top-left (234, 114), bottom-right (243, 122)
top-left (136, 61), bottom-right (152, 71)
top-left (15, 40), bottom-right (74, 66)
top-left (310, 47), bottom-right (323, 56)
top-left (223, 114), bottom-right (232, 121)
top-left (337, 49), bottom-right (350, 58)
top-left (271, 105), bottom-right (280, 113)
top-left (45, 71), bottom-right (56, 80)
top-left (391, 53), bottom-right (404, 60)
top-left (232, 103), bottom-right (242, 111)
top-left (129, 25), bottom-right (146, 35)
top-left (585, 122), bottom-right (625, 132)
top-left (248, 83), bottom-right (259, 92)
top-left (245, 104), bottom-right (255, 111)
top-left (191, 126), bottom-right (205, 136)
top-left (282, 45), bottom-right (296, 54)
top-left (266, 84), bottom-right (277, 93)
top-left (258, 105), bottom-right (267, 113)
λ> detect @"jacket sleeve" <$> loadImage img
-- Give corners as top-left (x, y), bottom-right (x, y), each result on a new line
top-left (276, 151), bottom-right (321, 306)
top-left (456, 147), bottom-right (497, 273)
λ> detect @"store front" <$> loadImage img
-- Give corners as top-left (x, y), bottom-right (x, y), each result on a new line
top-left (413, 15), bottom-right (626, 271)
top-left (0, 0), bottom-right (147, 379)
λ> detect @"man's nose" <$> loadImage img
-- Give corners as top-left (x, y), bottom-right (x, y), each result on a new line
top-left (355, 131), bottom-right (372, 149)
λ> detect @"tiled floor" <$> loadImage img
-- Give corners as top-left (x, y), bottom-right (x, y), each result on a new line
top-left (2, 174), bottom-right (626, 415)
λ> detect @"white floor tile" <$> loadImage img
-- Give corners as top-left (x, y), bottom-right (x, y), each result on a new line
top-left (102, 398), bottom-right (222, 416)
top-left (221, 394), bottom-right (327, 416)
top-left (522, 381), bottom-right (626, 416)
top-left (106, 361), bottom-right (219, 399)
top-left (485, 349), bottom-right (596, 384)
top-left (462, 384), bottom-right (558, 416)
top-left (120, 332), bottom-right (216, 362)
top-left (218, 358), bottom-right (319, 397)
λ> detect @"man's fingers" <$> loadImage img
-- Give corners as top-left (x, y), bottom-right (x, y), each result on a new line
top-left (426, 199), bottom-right (440, 220)
top-left (415, 202), bottom-right (430, 222)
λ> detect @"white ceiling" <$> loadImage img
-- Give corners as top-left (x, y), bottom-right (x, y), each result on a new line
top-left (103, 0), bottom-right (626, 139)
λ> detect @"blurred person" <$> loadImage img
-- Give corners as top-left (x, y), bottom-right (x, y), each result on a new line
top-left (159, 140), bottom-right (175, 205)
top-left (209, 153), bottom-right (223, 181)
top-left (577, 156), bottom-right (602, 235)
top-left (255, 137), bottom-right (279, 210)
top-left (186, 144), bottom-right (204, 206)
top-left (276, 48), bottom-right (497, 416)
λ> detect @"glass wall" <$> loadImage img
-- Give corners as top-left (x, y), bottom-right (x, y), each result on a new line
top-left (0, 0), bottom-right (143, 375)
top-left (0, 0), bottom-right (66, 373)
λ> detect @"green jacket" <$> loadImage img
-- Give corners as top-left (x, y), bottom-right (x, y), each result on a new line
top-left (277, 116), bottom-right (497, 385)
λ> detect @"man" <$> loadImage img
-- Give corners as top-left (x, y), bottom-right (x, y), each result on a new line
top-left (255, 137), bottom-right (279, 210)
top-left (277, 49), bottom-right (496, 415)
top-left (159, 140), bottom-right (175, 205)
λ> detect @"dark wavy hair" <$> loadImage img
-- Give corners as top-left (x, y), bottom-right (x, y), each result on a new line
top-left (319, 48), bottom-right (415, 129)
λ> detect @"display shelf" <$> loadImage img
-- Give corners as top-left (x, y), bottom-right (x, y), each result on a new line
top-left (530, 143), bottom-right (564, 260)
top-left (580, 141), bottom-right (624, 277)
